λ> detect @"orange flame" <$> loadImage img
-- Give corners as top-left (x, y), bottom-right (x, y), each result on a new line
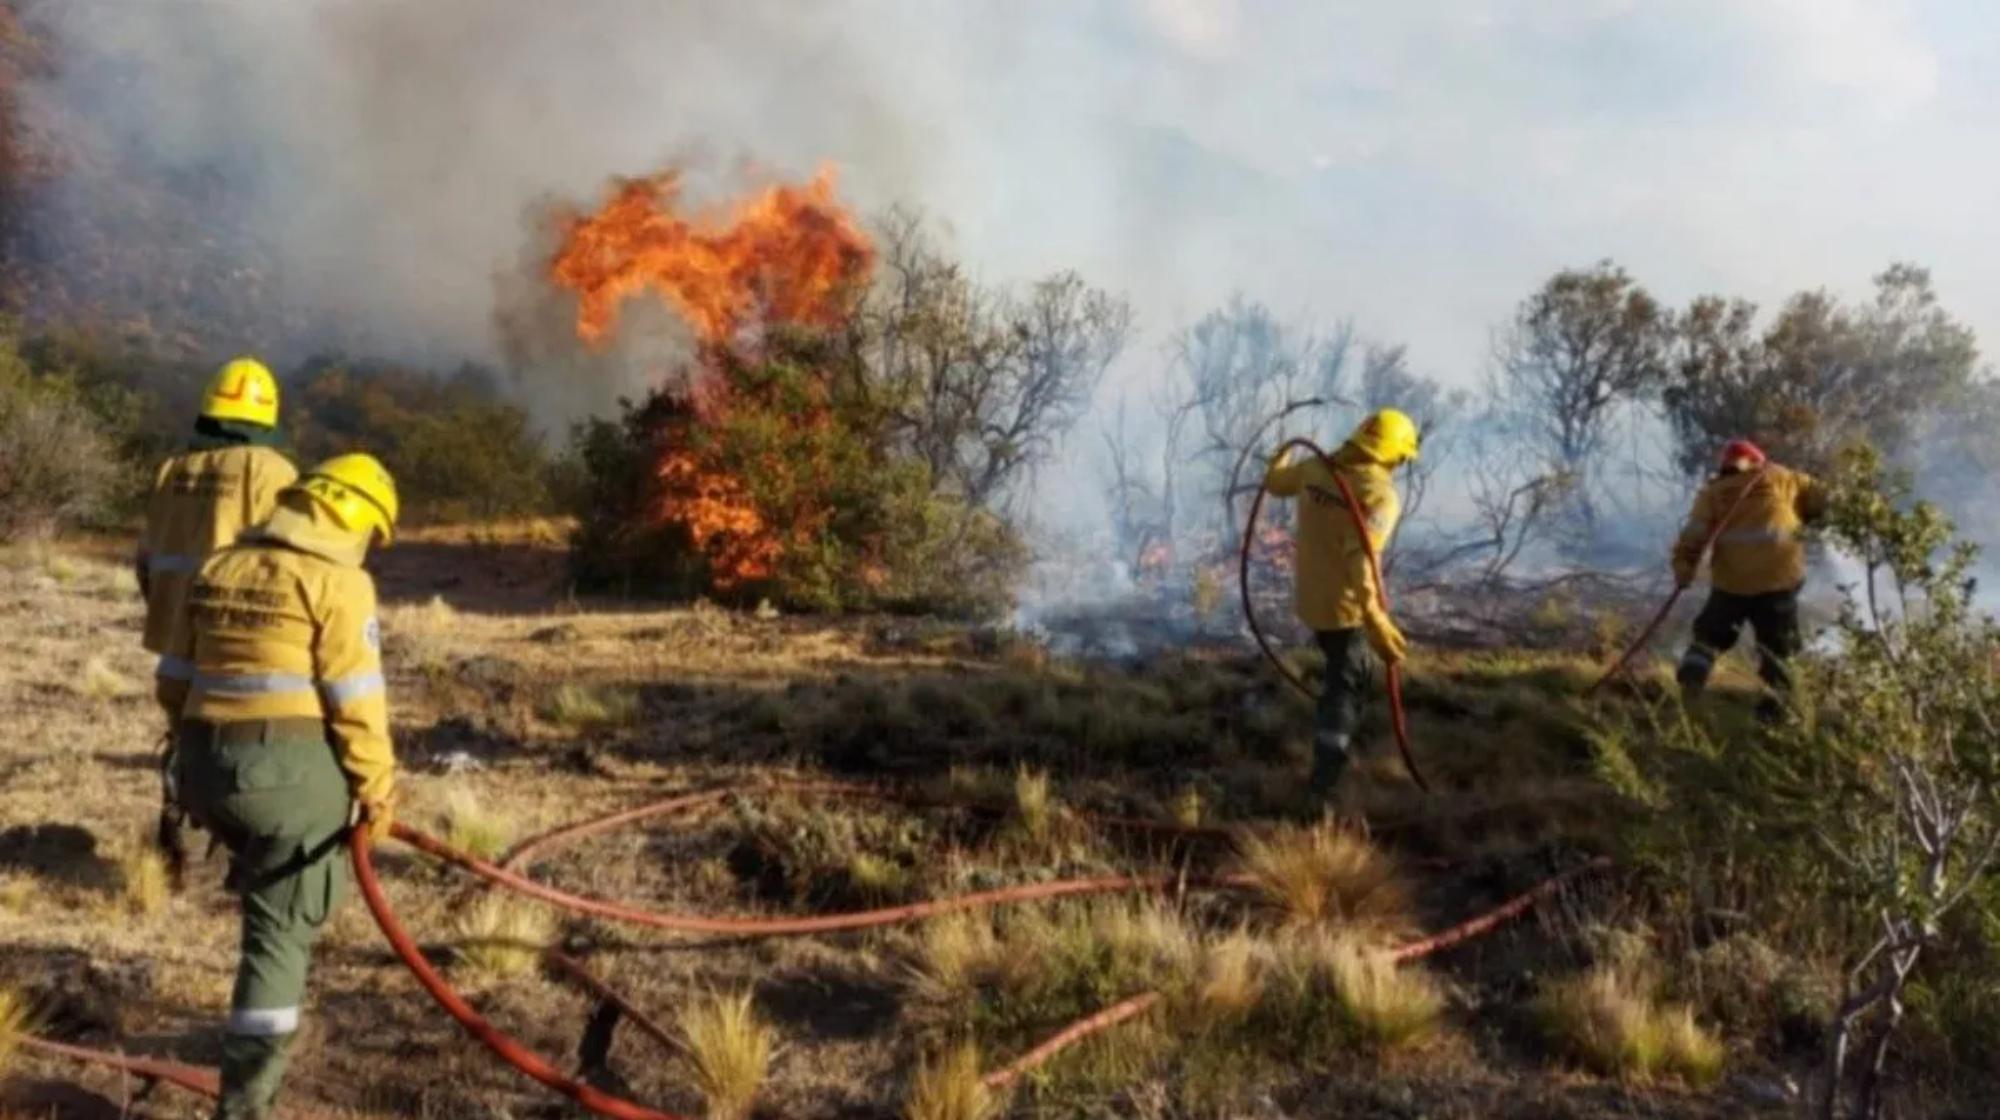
top-left (550, 164), bottom-right (874, 348)
top-left (550, 163), bottom-right (874, 593)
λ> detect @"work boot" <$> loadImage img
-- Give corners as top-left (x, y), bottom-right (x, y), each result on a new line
top-left (1307, 732), bottom-right (1352, 812)
top-left (214, 1032), bottom-right (293, 1120)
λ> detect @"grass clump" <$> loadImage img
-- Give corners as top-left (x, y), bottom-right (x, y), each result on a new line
top-left (1233, 822), bottom-right (1412, 935)
top-left (539, 681), bottom-right (641, 731)
top-left (451, 895), bottom-right (553, 980)
top-left (1308, 934), bottom-right (1444, 1051)
top-left (0, 987), bottom-right (37, 1073)
top-left (911, 912), bottom-right (1007, 1006)
top-left (847, 852), bottom-right (913, 902)
top-left (119, 845), bottom-right (170, 916)
top-left (1192, 931), bottom-right (1266, 1020)
top-left (1011, 767), bottom-right (1054, 843)
top-left (904, 1042), bottom-right (995, 1120)
top-left (678, 988), bottom-right (776, 1120)
top-left (1533, 964), bottom-right (1724, 1085)
top-left (440, 788), bottom-right (513, 860)
top-left (77, 656), bottom-right (134, 701)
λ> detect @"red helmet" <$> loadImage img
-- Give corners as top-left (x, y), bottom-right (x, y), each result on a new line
top-left (1719, 439), bottom-right (1767, 470)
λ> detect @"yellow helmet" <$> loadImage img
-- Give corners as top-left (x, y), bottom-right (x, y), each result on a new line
top-left (297, 453), bottom-right (400, 545)
top-left (1346, 408), bottom-right (1420, 466)
top-left (201, 357), bottom-right (280, 428)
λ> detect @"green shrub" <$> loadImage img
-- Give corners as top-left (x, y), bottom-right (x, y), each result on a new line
top-left (0, 326), bottom-right (118, 537)
top-left (564, 343), bottom-right (1026, 617)
top-left (290, 358), bottom-right (553, 522)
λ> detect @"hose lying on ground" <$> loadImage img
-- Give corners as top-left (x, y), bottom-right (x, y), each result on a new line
top-left (1240, 437), bottom-right (1429, 791)
top-left (1585, 466), bottom-right (1768, 697)
top-left (23, 789), bottom-right (1594, 1114)
top-left (981, 854), bottom-right (1613, 1088)
top-left (351, 825), bottom-right (695, 1120)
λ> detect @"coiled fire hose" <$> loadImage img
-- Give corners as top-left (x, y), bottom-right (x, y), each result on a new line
top-left (1240, 437), bottom-right (1428, 791)
top-left (1585, 466), bottom-right (1768, 697)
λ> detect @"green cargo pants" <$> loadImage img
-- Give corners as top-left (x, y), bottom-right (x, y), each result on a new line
top-left (174, 719), bottom-right (353, 1120)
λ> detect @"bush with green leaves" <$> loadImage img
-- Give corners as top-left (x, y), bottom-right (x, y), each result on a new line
top-left (1593, 445), bottom-right (2000, 1117)
top-left (289, 358), bottom-right (553, 523)
top-left (565, 334), bottom-right (1027, 618)
top-left (0, 324), bottom-right (118, 537)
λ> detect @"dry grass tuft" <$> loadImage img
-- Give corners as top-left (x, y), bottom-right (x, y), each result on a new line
top-left (451, 895), bottom-right (553, 980)
top-left (1170, 785), bottom-right (1205, 828)
top-left (119, 845), bottom-right (170, 916)
top-left (678, 988), bottom-right (776, 1120)
top-left (847, 852), bottom-right (912, 901)
top-left (1194, 931), bottom-right (1266, 1019)
top-left (1309, 933), bottom-right (1444, 1051)
top-left (911, 912), bottom-right (1004, 1004)
top-left (540, 681), bottom-right (641, 731)
top-left (41, 552), bottom-right (80, 586)
top-left (77, 656), bottom-right (135, 701)
top-left (0, 987), bottom-right (35, 1074)
top-left (1011, 766), bottom-right (1054, 842)
top-left (904, 1041), bottom-right (995, 1120)
top-left (440, 788), bottom-right (513, 860)
top-left (1533, 965), bottom-right (1725, 1085)
top-left (1234, 822), bottom-right (1412, 934)
top-left (0, 877), bottom-right (35, 915)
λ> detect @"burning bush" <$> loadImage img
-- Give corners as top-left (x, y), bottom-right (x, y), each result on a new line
top-left (552, 167), bottom-right (1119, 617)
top-left (565, 335), bottom-right (1026, 616)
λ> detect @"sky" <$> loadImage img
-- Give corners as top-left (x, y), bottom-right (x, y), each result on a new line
top-left (34, 0), bottom-right (2000, 401)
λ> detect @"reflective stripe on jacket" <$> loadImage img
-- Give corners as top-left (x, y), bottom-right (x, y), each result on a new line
top-left (181, 503), bottom-right (395, 807)
top-left (1672, 463), bottom-right (1827, 596)
top-left (1265, 446), bottom-right (1401, 632)
top-left (139, 445), bottom-right (297, 655)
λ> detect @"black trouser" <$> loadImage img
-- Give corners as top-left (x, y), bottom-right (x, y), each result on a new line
top-left (1677, 586), bottom-right (1802, 697)
top-left (1312, 628), bottom-right (1374, 795)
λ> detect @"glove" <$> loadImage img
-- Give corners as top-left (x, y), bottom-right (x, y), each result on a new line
top-left (1364, 611), bottom-right (1409, 665)
top-left (355, 793), bottom-right (396, 845)
top-left (1671, 559), bottom-right (1695, 590)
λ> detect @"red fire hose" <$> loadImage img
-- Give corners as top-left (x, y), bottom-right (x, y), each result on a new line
top-left (1585, 467), bottom-right (1768, 697)
top-left (351, 825), bottom-right (695, 1120)
top-left (981, 854), bottom-right (1612, 1086)
top-left (395, 818), bottom-right (1250, 937)
top-left (1241, 437), bottom-right (1428, 791)
top-left (23, 775), bottom-right (1604, 1117)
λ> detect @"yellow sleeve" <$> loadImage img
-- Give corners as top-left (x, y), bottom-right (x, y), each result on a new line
top-left (1265, 449), bottom-right (1306, 497)
top-left (1363, 488), bottom-right (1402, 555)
top-left (244, 450), bottom-right (297, 533)
top-left (1357, 488), bottom-right (1401, 613)
top-left (1672, 486), bottom-right (1715, 582)
top-left (1794, 470), bottom-right (1828, 524)
top-left (313, 570), bottom-right (395, 806)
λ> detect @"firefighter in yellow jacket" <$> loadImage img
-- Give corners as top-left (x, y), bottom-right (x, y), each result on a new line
top-left (139, 358), bottom-right (297, 712)
top-left (1265, 409), bottom-right (1418, 802)
top-left (167, 454), bottom-right (399, 1120)
top-left (1671, 439), bottom-right (1827, 720)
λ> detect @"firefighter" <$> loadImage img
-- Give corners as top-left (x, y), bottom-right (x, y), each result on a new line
top-left (1264, 408), bottom-right (1418, 803)
top-left (1671, 439), bottom-right (1827, 720)
top-left (169, 453), bottom-right (399, 1120)
top-left (139, 357), bottom-right (297, 713)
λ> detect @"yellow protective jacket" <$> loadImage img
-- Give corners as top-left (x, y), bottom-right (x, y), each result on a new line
top-left (139, 442), bottom-right (297, 667)
top-left (1672, 464), bottom-right (1827, 596)
top-left (1266, 446), bottom-right (1401, 632)
top-left (172, 500), bottom-right (396, 808)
